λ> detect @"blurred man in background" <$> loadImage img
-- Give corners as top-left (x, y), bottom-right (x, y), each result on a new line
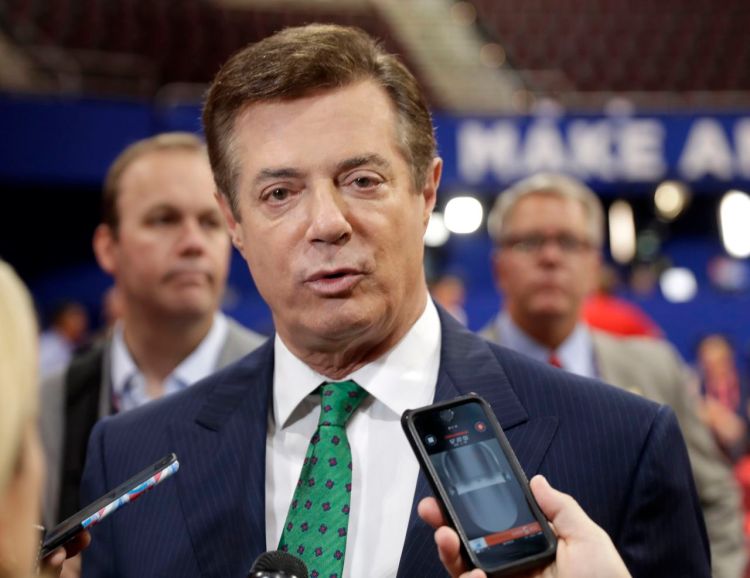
top-left (38, 300), bottom-right (89, 379)
top-left (483, 172), bottom-right (746, 578)
top-left (697, 333), bottom-right (750, 460)
top-left (39, 132), bottom-right (266, 533)
top-left (428, 273), bottom-right (468, 325)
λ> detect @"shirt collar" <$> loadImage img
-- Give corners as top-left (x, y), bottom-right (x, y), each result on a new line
top-left (498, 311), bottom-right (597, 378)
top-left (273, 297), bottom-right (442, 429)
top-left (110, 312), bottom-right (229, 396)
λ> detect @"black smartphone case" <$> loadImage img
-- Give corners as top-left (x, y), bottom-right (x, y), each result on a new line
top-left (402, 393), bottom-right (557, 577)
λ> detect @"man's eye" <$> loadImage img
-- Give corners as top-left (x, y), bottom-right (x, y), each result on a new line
top-left (149, 214), bottom-right (178, 226)
top-left (201, 217), bottom-right (223, 229)
top-left (559, 236), bottom-right (579, 250)
top-left (347, 174), bottom-right (383, 191)
top-left (353, 176), bottom-right (375, 187)
top-left (520, 238), bottom-right (543, 251)
top-left (269, 188), bottom-right (289, 201)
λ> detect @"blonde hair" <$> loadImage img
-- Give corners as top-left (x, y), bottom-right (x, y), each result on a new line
top-left (0, 261), bottom-right (38, 491)
top-left (487, 173), bottom-right (605, 249)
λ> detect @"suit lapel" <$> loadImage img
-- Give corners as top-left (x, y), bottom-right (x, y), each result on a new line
top-left (164, 310), bottom-right (560, 577)
top-left (168, 340), bottom-right (274, 578)
top-left (397, 309), bottom-right (558, 577)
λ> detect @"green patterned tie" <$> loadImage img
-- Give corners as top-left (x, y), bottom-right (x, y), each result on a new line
top-left (278, 380), bottom-right (368, 578)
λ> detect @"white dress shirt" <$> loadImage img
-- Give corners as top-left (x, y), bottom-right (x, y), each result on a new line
top-left (266, 298), bottom-right (441, 577)
top-left (497, 312), bottom-right (597, 378)
top-left (110, 312), bottom-right (229, 412)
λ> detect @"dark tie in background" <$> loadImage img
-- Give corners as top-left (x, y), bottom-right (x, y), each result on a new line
top-left (278, 381), bottom-right (368, 578)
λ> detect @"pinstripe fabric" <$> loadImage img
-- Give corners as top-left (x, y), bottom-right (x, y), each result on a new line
top-left (81, 308), bottom-right (709, 578)
top-left (81, 339), bottom-right (275, 578)
top-left (397, 311), bottom-right (709, 578)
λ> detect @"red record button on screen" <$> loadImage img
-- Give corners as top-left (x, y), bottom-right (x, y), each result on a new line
top-left (474, 421), bottom-right (486, 432)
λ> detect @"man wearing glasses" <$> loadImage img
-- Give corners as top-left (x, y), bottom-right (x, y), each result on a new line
top-left (481, 172), bottom-right (746, 578)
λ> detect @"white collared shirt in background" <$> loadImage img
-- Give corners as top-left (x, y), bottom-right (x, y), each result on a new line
top-left (497, 312), bottom-right (597, 378)
top-left (266, 298), bottom-right (441, 578)
top-left (110, 312), bottom-right (229, 412)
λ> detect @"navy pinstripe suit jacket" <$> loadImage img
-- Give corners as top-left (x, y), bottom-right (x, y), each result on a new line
top-left (80, 308), bottom-right (710, 577)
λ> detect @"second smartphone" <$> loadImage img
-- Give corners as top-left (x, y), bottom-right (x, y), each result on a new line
top-left (402, 395), bottom-right (556, 577)
top-left (39, 453), bottom-right (179, 558)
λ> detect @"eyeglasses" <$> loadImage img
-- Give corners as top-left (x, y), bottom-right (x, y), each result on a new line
top-left (500, 233), bottom-right (592, 255)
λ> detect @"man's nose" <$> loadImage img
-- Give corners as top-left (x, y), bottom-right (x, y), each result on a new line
top-left (537, 237), bottom-right (564, 263)
top-left (177, 219), bottom-right (209, 255)
top-left (306, 184), bottom-right (352, 245)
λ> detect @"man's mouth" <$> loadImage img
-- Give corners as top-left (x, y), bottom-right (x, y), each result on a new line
top-left (166, 270), bottom-right (210, 284)
top-left (305, 269), bottom-right (364, 295)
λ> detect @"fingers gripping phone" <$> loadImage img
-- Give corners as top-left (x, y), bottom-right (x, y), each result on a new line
top-left (39, 453), bottom-right (179, 558)
top-left (402, 395), bottom-right (556, 577)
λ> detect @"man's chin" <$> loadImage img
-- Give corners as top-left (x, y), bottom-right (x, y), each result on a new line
top-left (296, 306), bottom-right (380, 347)
top-left (161, 296), bottom-right (216, 320)
top-left (528, 302), bottom-right (573, 321)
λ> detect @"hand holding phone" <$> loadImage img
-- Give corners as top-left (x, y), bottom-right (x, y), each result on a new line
top-left (402, 395), bottom-right (556, 577)
top-left (419, 475), bottom-right (632, 578)
top-left (37, 529), bottom-right (90, 576)
top-left (39, 453), bottom-right (179, 559)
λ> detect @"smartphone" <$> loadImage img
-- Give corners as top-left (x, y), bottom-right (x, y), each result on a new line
top-left (39, 453), bottom-right (179, 558)
top-left (402, 395), bottom-right (556, 577)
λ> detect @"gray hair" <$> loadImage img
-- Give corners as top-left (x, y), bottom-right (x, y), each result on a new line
top-left (487, 173), bottom-right (604, 248)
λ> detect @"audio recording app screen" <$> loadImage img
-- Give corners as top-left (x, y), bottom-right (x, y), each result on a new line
top-left (414, 401), bottom-right (549, 567)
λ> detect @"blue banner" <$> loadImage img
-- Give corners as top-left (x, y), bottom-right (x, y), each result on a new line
top-left (1, 95), bottom-right (749, 195)
top-left (434, 112), bottom-right (750, 195)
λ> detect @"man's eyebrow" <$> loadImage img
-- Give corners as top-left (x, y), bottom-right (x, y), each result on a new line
top-left (336, 154), bottom-right (391, 173)
top-left (250, 155), bottom-right (390, 187)
top-left (143, 203), bottom-right (178, 214)
top-left (252, 167), bottom-right (304, 187)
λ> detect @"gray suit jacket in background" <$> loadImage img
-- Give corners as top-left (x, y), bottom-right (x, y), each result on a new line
top-left (39, 317), bottom-right (266, 527)
top-left (481, 317), bottom-right (747, 578)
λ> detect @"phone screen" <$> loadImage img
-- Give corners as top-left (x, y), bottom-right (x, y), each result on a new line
top-left (411, 399), bottom-right (550, 569)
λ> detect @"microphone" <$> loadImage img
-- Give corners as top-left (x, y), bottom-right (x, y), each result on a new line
top-left (247, 550), bottom-right (309, 578)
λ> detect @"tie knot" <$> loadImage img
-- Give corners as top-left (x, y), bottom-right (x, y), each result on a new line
top-left (318, 380), bottom-right (367, 427)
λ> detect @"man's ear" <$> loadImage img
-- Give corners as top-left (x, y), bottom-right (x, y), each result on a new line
top-left (421, 158), bottom-right (443, 227)
top-left (92, 224), bottom-right (117, 275)
top-left (215, 191), bottom-right (245, 253)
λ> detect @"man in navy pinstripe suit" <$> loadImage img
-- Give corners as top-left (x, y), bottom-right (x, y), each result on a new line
top-left (80, 24), bottom-right (710, 578)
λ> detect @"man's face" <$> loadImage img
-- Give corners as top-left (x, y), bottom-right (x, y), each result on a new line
top-left (219, 80), bottom-right (439, 354)
top-left (95, 149), bottom-right (230, 321)
top-left (494, 193), bottom-right (600, 328)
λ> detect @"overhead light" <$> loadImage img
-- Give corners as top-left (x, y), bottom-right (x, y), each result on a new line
top-left (444, 196), bottom-right (484, 234)
top-left (719, 190), bottom-right (750, 258)
top-left (654, 180), bottom-right (689, 221)
top-left (450, 1), bottom-right (477, 26)
top-left (424, 212), bottom-right (450, 247)
top-left (660, 267), bottom-right (698, 303)
top-left (608, 200), bottom-right (636, 264)
top-left (480, 43), bottom-right (506, 68)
